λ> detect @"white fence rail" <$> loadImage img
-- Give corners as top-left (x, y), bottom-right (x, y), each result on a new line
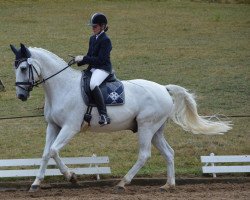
top-left (0, 155), bottom-right (111, 180)
top-left (201, 153), bottom-right (250, 177)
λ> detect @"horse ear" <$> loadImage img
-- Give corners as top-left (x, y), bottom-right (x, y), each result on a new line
top-left (20, 43), bottom-right (26, 54)
top-left (10, 44), bottom-right (18, 55)
top-left (20, 43), bottom-right (25, 48)
top-left (20, 43), bottom-right (31, 58)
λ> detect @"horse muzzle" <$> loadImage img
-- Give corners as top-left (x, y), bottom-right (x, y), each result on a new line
top-left (17, 93), bottom-right (28, 101)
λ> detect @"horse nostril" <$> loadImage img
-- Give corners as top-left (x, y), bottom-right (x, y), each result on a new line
top-left (18, 94), bottom-right (27, 101)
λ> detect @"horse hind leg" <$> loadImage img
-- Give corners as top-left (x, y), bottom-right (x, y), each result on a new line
top-left (116, 127), bottom-right (154, 192)
top-left (152, 124), bottom-right (175, 191)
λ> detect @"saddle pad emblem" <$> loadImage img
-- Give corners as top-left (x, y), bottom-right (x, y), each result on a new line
top-left (106, 83), bottom-right (124, 105)
top-left (109, 92), bottom-right (119, 101)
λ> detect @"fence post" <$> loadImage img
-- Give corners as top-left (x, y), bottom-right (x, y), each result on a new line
top-left (210, 153), bottom-right (217, 178)
top-left (90, 154), bottom-right (100, 180)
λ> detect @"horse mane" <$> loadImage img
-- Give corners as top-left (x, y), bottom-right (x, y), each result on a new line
top-left (29, 47), bottom-right (67, 65)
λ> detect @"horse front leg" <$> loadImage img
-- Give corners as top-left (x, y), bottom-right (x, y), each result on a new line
top-left (30, 123), bottom-right (59, 192)
top-left (48, 125), bottom-right (79, 183)
top-left (52, 152), bottom-right (77, 183)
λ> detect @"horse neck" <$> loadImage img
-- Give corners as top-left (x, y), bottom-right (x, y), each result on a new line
top-left (33, 49), bottom-right (81, 101)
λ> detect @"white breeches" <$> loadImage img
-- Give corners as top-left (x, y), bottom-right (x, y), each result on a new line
top-left (90, 68), bottom-right (109, 91)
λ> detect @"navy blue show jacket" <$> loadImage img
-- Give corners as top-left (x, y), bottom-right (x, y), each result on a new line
top-left (77, 32), bottom-right (112, 74)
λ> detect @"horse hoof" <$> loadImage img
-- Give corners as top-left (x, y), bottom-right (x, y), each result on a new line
top-left (69, 172), bottom-right (77, 184)
top-left (160, 187), bottom-right (168, 192)
top-left (159, 184), bottom-right (175, 192)
top-left (114, 185), bottom-right (126, 193)
top-left (29, 185), bottom-right (40, 192)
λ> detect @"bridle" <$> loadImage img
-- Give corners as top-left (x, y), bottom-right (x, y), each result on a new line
top-left (15, 58), bottom-right (75, 92)
top-left (15, 58), bottom-right (40, 92)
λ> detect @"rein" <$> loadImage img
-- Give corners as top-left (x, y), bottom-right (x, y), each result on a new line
top-left (34, 58), bottom-right (75, 87)
top-left (15, 58), bottom-right (76, 92)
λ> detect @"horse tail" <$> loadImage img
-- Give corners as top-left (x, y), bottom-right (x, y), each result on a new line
top-left (165, 84), bottom-right (232, 135)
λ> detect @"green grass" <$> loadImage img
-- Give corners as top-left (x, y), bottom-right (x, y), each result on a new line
top-left (0, 0), bottom-right (249, 179)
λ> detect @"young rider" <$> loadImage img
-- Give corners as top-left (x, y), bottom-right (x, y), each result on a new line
top-left (75, 13), bottom-right (112, 125)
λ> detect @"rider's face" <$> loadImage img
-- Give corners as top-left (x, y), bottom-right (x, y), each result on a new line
top-left (92, 24), bottom-right (102, 35)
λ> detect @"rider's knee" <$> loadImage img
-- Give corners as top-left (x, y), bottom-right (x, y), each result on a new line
top-left (90, 82), bottom-right (98, 91)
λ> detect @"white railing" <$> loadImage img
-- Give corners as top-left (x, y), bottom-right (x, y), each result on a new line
top-left (201, 153), bottom-right (250, 177)
top-left (0, 155), bottom-right (111, 180)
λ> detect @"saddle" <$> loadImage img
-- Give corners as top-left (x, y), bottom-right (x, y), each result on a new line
top-left (81, 70), bottom-right (125, 124)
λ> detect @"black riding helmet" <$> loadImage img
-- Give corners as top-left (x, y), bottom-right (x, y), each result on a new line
top-left (88, 13), bottom-right (109, 32)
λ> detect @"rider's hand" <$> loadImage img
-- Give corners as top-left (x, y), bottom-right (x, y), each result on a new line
top-left (74, 55), bottom-right (84, 63)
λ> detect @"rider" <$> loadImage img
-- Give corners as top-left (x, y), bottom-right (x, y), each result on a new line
top-left (75, 13), bottom-right (112, 125)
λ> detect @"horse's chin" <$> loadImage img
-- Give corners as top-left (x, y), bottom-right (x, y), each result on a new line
top-left (20, 98), bottom-right (28, 101)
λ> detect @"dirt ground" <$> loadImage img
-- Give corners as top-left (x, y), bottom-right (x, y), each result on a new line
top-left (0, 179), bottom-right (249, 200)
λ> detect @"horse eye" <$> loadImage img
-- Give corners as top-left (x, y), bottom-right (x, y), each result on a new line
top-left (20, 66), bottom-right (27, 72)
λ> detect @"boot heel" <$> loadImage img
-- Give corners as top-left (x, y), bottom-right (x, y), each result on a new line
top-left (99, 114), bottom-right (110, 125)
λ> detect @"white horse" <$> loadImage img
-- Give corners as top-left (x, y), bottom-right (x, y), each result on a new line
top-left (10, 44), bottom-right (232, 192)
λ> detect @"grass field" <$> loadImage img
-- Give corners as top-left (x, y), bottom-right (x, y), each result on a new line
top-left (0, 0), bottom-right (249, 180)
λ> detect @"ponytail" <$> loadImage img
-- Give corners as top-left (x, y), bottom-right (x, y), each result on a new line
top-left (99, 24), bottom-right (109, 32)
top-left (104, 25), bottom-right (109, 32)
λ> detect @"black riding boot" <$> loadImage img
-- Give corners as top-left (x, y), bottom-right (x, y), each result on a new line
top-left (92, 86), bottom-right (110, 125)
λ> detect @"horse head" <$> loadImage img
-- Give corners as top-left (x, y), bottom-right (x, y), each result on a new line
top-left (10, 43), bottom-right (41, 101)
